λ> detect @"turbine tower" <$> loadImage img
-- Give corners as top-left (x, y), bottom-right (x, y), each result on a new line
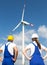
top-left (12, 4), bottom-right (33, 65)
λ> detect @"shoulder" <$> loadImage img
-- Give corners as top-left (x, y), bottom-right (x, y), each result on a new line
top-left (29, 43), bottom-right (34, 46)
top-left (12, 43), bottom-right (16, 46)
top-left (41, 44), bottom-right (47, 49)
top-left (9, 42), bottom-right (16, 48)
top-left (0, 44), bottom-right (5, 52)
top-left (25, 43), bottom-right (35, 49)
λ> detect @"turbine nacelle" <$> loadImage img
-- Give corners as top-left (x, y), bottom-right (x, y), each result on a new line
top-left (21, 21), bottom-right (33, 26)
top-left (21, 21), bottom-right (30, 25)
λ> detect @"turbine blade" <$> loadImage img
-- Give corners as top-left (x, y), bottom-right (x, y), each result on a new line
top-left (22, 21), bottom-right (34, 26)
top-left (12, 22), bottom-right (21, 31)
top-left (21, 4), bottom-right (25, 22)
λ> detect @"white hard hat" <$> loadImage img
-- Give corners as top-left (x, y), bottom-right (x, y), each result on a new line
top-left (31, 33), bottom-right (39, 38)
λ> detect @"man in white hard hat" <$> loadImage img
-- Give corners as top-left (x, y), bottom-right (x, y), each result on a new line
top-left (23, 33), bottom-right (47, 65)
top-left (0, 35), bottom-right (18, 65)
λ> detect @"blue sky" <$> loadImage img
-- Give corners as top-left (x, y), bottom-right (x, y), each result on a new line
top-left (0, 0), bottom-right (47, 37)
top-left (0, 0), bottom-right (47, 65)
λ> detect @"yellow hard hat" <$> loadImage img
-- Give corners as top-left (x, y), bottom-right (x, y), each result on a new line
top-left (7, 35), bottom-right (14, 41)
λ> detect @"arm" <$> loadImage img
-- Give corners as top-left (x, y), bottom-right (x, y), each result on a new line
top-left (12, 46), bottom-right (18, 62)
top-left (0, 48), bottom-right (3, 62)
top-left (22, 47), bottom-right (31, 60)
top-left (0, 44), bottom-right (5, 53)
top-left (41, 44), bottom-right (47, 60)
top-left (43, 54), bottom-right (47, 60)
top-left (0, 48), bottom-right (3, 53)
top-left (41, 44), bottom-right (47, 51)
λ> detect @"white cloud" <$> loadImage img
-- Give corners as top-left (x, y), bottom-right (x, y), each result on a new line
top-left (12, 25), bottom-right (47, 65)
top-left (11, 26), bottom-right (47, 64)
top-left (0, 25), bottom-right (47, 65)
top-left (12, 29), bottom-right (35, 65)
top-left (13, 29), bottom-right (35, 44)
top-left (38, 25), bottom-right (47, 39)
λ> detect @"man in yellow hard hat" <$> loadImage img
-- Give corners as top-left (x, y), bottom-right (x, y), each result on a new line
top-left (0, 35), bottom-right (18, 65)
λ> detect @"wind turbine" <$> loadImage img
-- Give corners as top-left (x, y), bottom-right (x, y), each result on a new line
top-left (12, 4), bottom-right (33, 65)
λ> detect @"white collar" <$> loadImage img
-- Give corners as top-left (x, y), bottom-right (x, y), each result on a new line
top-left (33, 41), bottom-right (37, 46)
top-left (6, 42), bottom-right (11, 46)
